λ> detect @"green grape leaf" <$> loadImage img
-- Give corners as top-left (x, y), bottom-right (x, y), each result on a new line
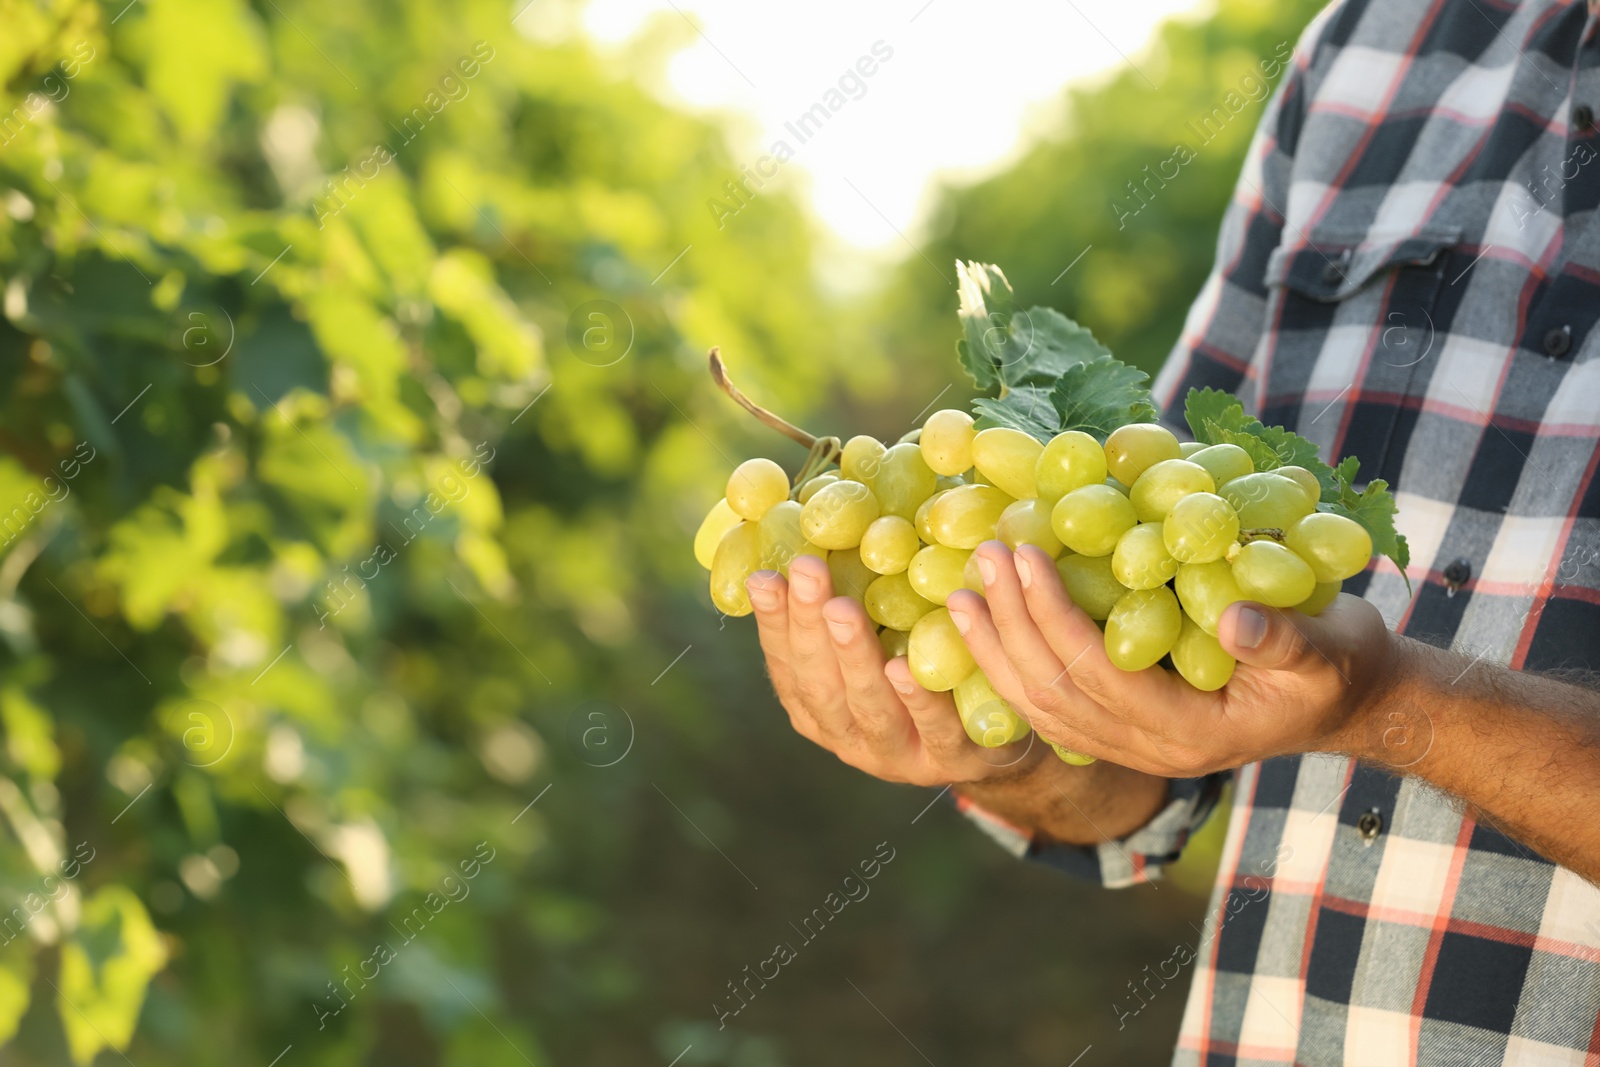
top-left (1185, 388), bottom-right (1411, 587)
top-left (972, 390), bottom-right (1058, 440)
top-left (957, 261), bottom-right (1112, 395)
top-left (1328, 468), bottom-right (1412, 590)
top-left (1186, 387), bottom-right (1335, 491)
top-left (1049, 356), bottom-right (1159, 437)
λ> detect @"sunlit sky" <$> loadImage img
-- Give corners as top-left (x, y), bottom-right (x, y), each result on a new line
top-left (528, 0), bottom-right (1209, 250)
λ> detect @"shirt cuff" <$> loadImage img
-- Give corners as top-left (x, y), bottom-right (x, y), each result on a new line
top-left (955, 771), bottom-right (1232, 889)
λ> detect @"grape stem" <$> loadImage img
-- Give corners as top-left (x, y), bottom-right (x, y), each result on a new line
top-left (1239, 527), bottom-right (1287, 543)
top-left (708, 347), bottom-right (841, 462)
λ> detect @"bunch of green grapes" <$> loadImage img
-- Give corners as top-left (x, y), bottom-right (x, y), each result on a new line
top-left (693, 409), bottom-right (1374, 766)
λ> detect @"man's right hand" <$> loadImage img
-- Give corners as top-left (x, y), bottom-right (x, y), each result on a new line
top-left (744, 554), bottom-right (1043, 787)
top-left (745, 554), bottom-right (1171, 845)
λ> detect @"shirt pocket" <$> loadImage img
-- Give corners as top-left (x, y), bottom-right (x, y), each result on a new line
top-left (1262, 225), bottom-right (1463, 483)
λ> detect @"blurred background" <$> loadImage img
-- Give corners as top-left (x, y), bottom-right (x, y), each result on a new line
top-left (0, 0), bottom-right (1322, 1062)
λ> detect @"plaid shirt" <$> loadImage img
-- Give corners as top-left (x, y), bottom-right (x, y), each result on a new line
top-left (966, 0), bottom-right (1600, 1062)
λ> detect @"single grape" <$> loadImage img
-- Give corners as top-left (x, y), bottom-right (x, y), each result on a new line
top-left (841, 435), bottom-right (888, 487)
top-left (971, 427), bottom-right (1044, 500)
top-left (1104, 586), bottom-right (1182, 671)
top-left (859, 515), bottom-right (921, 575)
top-left (800, 479), bottom-right (881, 550)
top-left (1106, 476), bottom-right (1132, 496)
top-left (709, 521), bottom-right (762, 616)
top-left (1130, 459), bottom-right (1216, 523)
top-left (796, 471), bottom-right (839, 504)
top-left (1171, 615), bottom-right (1236, 691)
top-left (1187, 443), bottom-right (1254, 487)
top-left (1218, 472), bottom-right (1314, 530)
top-left (1051, 742), bottom-right (1097, 766)
top-left (1179, 440), bottom-right (1205, 458)
top-left (1174, 559), bottom-right (1244, 636)
top-left (914, 489), bottom-right (949, 542)
top-left (694, 498), bottom-right (742, 570)
top-left (1286, 512), bottom-right (1373, 582)
top-left (963, 550), bottom-right (987, 593)
top-left (996, 498), bottom-right (1065, 556)
top-left (1112, 522), bottom-right (1179, 590)
top-left (929, 483), bottom-right (1014, 549)
top-left (865, 572), bottom-right (937, 630)
top-left (726, 457), bottom-right (790, 521)
top-left (907, 607), bottom-right (977, 691)
top-left (1055, 553), bottom-right (1130, 620)
top-left (1051, 483), bottom-right (1138, 557)
top-left (907, 545), bottom-right (971, 605)
top-left (874, 442), bottom-right (939, 519)
top-left (935, 473), bottom-right (967, 492)
top-left (757, 500), bottom-right (808, 575)
top-left (1294, 580), bottom-right (1342, 616)
top-left (1036, 430), bottom-right (1108, 502)
top-left (1104, 423), bottom-right (1182, 486)
top-left (879, 627), bottom-right (910, 659)
top-left (1275, 465), bottom-right (1323, 503)
top-left (827, 547), bottom-right (876, 601)
top-left (1163, 492), bottom-right (1240, 563)
top-left (954, 670), bottom-right (1030, 747)
top-left (920, 409), bottom-right (976, 476)
top-left (1232, 539), bottom-right (1316, 607)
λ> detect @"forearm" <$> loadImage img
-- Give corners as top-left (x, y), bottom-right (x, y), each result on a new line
top-left (1348, 636), bottom-right (1600, 883)
top-left (954, 756), bottom-right (1170, 847)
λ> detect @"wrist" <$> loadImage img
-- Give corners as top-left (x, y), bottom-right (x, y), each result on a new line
top-left (1330, 631), bottom-right (1433, 765)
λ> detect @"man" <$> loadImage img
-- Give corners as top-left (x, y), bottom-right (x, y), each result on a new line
top-left (745, 0), bottom-right (1600, 1062)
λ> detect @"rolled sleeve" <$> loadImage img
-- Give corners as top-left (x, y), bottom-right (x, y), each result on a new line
top-left (957, 772), bottom-right (1232, 889)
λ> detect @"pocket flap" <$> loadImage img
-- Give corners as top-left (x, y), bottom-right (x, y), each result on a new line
top-left (1265, 226), bottom-right (1462, 302)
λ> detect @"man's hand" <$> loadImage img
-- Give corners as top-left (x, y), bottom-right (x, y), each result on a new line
top-left (745, 554), bottom-right (1043, 787)
top-left (746, 554), bottom-right (1171, 845)
top-left (946, 541), bottom-right (1397, 777)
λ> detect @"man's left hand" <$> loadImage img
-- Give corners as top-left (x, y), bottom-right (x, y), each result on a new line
top-left (945, 541), bottom-right (1399, 777)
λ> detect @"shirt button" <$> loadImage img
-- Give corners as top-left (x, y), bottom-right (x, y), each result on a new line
top-left (1443, 556), bottom-right (1472, 592)
top-left (1357, 810), bottom-right (1384, 843)
top-left (1575, 104), bottom-right (1596, 133)
top-left (1544, 325), bottom-right (1573, 358)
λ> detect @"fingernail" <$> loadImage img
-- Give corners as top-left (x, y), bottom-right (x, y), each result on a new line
top-left (1014, 553), bottom-right (1033, 588)
top-left (825, 618), bottom-right (854, 645)
top-left (791, 569), bottom-right (821, 603)
top-left (890, 676), bottom-right (914, 696)
top-left (1236, 606), bottom-right (1268, 649)
top-left (976, 555), bottom-right (996, 586)
top-left (948, 608), bottom-right (970, 635)
top-left (747, 573), bottom-right (778, 611)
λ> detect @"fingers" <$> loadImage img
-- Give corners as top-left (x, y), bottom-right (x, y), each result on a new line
top-left (747, 570), bottom-right (821, 743)
top-left (1012, 544), bottom-right (1171, 712)
top-left (783, 554), bottom-right (852, 733)
top-left (1220, 594), bottom-right (1376, 675)
top-left (967, 542), bottom-right (1069, 691)
top-left (944, 588), bottom-right (1035, 713)
top-left (821, 595), bottom-right (916, 748)
top-left (883, 656), bottom-right (970, 760)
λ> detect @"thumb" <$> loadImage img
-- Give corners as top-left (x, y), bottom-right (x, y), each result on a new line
top-left (1218, 600), bottom-right (1325, 671)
